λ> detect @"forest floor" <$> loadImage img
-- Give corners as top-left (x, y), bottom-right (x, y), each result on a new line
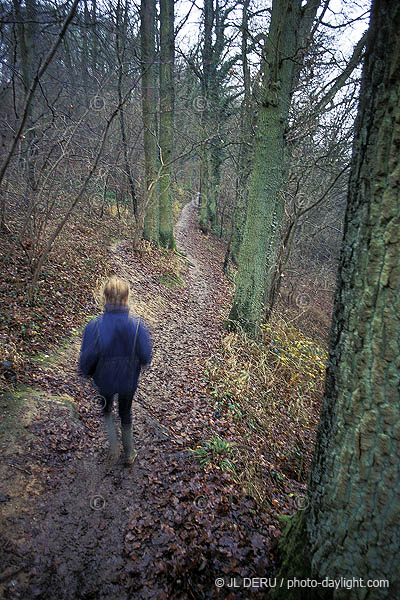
top-left (0, 199), bottom-right (325, 599)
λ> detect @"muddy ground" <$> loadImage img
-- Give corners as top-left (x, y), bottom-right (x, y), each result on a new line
top-left (0, 200), bottom-right (278, 600)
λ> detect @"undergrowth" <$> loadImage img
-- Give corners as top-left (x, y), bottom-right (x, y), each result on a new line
top-left (0, 188), bottom-right (190, 390)
top-left (190, 434), bottom-right (237, 474)
top-left (0, 200), bottom-right (130, 389)
top-left (201, 314), bottom-right (328, 511)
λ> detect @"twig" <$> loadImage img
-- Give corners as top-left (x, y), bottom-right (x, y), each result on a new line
top-left (8, 463), bottom-right (32, 475)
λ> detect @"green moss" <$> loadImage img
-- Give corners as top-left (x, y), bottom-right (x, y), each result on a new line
top-left (32, 337), bottom-right (74, 367)
top-left (0, 387), bottom-right (79, 439)
top-left (0, 390), bottom-right (30, 436)
top-left (158, 271), bottom-right (185, 288)
top-left (268, 511), bottom-right (323, 600)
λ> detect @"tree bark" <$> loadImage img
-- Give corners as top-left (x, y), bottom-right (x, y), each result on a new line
top-left (272, 1), bottom-right (400, 597)
top-left (198, 0), bottom-right (214, 233)
top-left (12, 0), bottom-right (38, 189)
top-left (82, 0), bottom-right (90, 105)
top-left (228, 0), bottom-right (304, 335)
top-left (0, 0), bottom-right (80, 191)
top-left (159, 0), bottom-right (175, 248)
top-left (140, 0), bottom-right (159, 243)
top-left (116, 0), bottom-right (138, 222)
top-left (229, 0), bottom-right (252, 265)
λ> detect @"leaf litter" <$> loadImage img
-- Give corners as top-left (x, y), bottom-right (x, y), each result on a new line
top-left (0, 199), bottom-right (324, 599)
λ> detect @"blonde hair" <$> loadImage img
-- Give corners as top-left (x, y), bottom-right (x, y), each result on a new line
top-left (102, 276), bottom-right (130, 305)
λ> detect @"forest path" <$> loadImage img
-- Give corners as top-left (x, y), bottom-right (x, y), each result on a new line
top-left (115, 197), bottom-right (214, 435)
top-left (2, 199), bottom-right (270, 600)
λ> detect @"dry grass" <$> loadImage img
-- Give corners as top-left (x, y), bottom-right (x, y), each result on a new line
top-left (205, 314), bottom-right (328, 509)
top-left (0, 199), bottom-right (131, 388)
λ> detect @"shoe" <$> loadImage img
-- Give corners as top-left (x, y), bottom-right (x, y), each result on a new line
top-left (121, 423), bottom-right (138, 466)
top-left (104, 413), bottom-right (119, 461)
top-left (125, 449), bottom-right (138, 466)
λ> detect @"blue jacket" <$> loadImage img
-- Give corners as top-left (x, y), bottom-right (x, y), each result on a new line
top-left (79, 304), bottom-right (152, 397)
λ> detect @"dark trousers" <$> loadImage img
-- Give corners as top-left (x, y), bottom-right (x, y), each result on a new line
top-left (103, 394), bottom-right (133, 425)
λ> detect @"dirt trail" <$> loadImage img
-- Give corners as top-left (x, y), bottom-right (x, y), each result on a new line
top-left (1, 200), bottom-right (255, 600)
top-left (175, 198), bottom-right (209, 308)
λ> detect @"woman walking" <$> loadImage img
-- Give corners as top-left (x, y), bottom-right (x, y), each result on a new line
top-left (79, 277), bottom-right (152, 465)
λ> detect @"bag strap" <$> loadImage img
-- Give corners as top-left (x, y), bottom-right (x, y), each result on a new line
top-left (130, 317), bottom-right (140, 364)
top-left (94, 316), bottom-right (102, 353)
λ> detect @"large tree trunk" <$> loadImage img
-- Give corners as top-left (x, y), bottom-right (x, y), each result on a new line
top-left (228, 0), bottom-right (252, 265)
top-left (116, 0), bottom-right (138, 225)
top-left (272, 1), bottom-right (400, 597)
top-left (159, 0), bottom-right (175, 249)
top-left (198, 0), bottom-right (214, 233)
top-left (228, 0), bottom-right (303, 335)
top-left (13, 0), bottom-right (38, 191)
top-left (208, 133), bottom-right (221, 228)
top-left (199, 140), bottom-right (210, 232)
top-left (82, 0), bottom-right (90, 105)
top-left (140, 0), bottom-right (159, 243)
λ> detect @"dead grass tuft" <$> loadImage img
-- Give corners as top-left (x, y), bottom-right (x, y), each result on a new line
top-left (205, 314), bottom-right (328, 510)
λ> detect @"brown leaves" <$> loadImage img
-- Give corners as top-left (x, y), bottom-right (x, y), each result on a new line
top-left (2, 202), bottom-right (279, 599)
top-left (113, 206), bottom-right (277, 596)
top-left (0, 211), bottom-right (123, 388)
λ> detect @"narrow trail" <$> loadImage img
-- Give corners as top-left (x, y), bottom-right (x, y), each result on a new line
top-left (116, 197), bottom-right (216, 439)
top-left (175, 197), bottom-right (209, 308)
top-left (2, 200), bottom-right (273, 600)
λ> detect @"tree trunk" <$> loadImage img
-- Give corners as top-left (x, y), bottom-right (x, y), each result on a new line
top-left (199, 141), bottom-right (210, 233)
top-left (82, 0), bottom-right (90, 105)
top-left (228, 0), bottom-right (303, 335)
top-left (140, 0), bottom-right (159, 243)
top-left (272, 1), bottom-right (400, 597)
top-left (198, 0), bottom-right (214, 233)
top-left (0, 0), bottom-right (80, 192)
top-left (208, 139), bottom-right (221, 228)
top-left (228, 0), bottom-right (252, 265)
top-left (13, 0), bottom-right (38, 190)
top-left (116, 0), bottom-right (138, 223)
top-left (159, 0), bottom-right (175, 248)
